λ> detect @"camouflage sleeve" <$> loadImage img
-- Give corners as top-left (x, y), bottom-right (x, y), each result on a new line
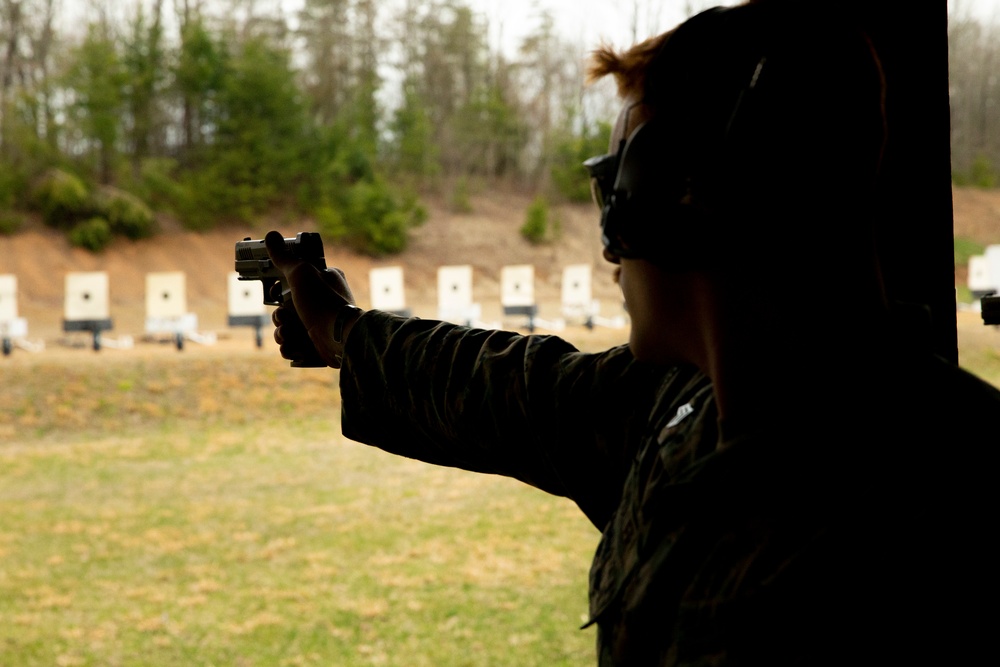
top-left (339, 310), bottom-right (670, 529)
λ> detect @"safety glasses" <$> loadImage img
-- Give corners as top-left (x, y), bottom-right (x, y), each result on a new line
top-left (583, 150), bottom-right (621, 213)
top-left (583, 100), bottom-right (648, 214)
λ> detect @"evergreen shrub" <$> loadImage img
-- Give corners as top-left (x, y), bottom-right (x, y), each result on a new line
top-left (345, 180), bottom-right (409, 256)
top-left (97, 186), bottom-right (156, 239)
top-left (69, 217), bottom-right (113, 252)
top-left (0, 212), bottom-right (24, 236)
top-left (954, 155), bottom-right (998, 189)
top-left (32, 169), bottom-right (91, 228)
top-left (316, 177), bottom-right (426, 257)
top-left (520, 195), bottom-right (550, 245)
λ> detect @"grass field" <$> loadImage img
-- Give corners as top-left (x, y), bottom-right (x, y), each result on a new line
top-left (0, 334), bottom-right (621, 667)
top-left (2, 317), bottom-right (999, 666)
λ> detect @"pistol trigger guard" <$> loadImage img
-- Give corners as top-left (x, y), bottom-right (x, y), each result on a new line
top-left (261, 278), bottom-right (281, 306)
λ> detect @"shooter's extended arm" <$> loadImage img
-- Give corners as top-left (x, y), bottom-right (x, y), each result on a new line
top-left (235, 231), bottom-right (328, 367)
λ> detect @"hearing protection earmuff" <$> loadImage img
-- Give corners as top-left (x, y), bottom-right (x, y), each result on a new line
top-left (587, 3), bottom-right (886, 272)
top-left (588, 6), bottom-right (769, 269)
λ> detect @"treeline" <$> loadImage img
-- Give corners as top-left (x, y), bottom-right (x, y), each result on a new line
top-left (0, 0), bottom-right (615, 253)
top-left (2, 1), bottom-right (997, 254)
top-left (949, 8), bottom-right (1000, 188)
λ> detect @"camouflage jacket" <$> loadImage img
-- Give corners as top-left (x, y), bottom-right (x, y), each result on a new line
top-left (340, 310), bottom-right (1000, 666)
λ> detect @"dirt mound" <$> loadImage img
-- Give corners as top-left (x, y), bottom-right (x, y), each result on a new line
top-left (0, 189), bottom-right (618, 339)
top-left (952, 186), bottom-right (1000, 245)
top-left (2, 186), bottom-right (997, 340)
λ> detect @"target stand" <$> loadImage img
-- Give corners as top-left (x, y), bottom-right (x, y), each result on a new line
top-left (500, 265), bottom-right (563, 332)
top-left (227, 272), bottom-right (271, 348)
top-left (968, 246), bottom-right (1000, 316)
top-left (62, 272), bottom-right (129, 351)
top-left (145, 272), bottom-right (214, 350)
top-left (1, 317), bottom-right (34, 356)
top-left (437, 265), bottom-right (495, 327)
top-left (561, 264), bottom-right (626, 331)
top-left (0, 275), bottom-right (42, 356)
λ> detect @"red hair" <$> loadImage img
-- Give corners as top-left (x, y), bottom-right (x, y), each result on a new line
top-left (586, 31), bottom-right (671, 99)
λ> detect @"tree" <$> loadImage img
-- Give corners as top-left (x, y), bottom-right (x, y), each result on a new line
top-left (949, 12), bottom-right (1000, 185)
top-left (515, 7), bottom-right (590, 186)
top-left (206, 33), bottom-right (309, 219)
top-left (450, 74), bottom-right (526, 178)
top-left (122, 0), bottom-right (167, 178)
top-left (64, 17), bottom-right (126, 184)
top-left (174, 8), bottom-right (226, 157)
top-left (297, 0), bottom-right (352, 126)
top-left (0, 0), bottom-right (59, 204)
top-left (350, 0), bottom-right (381, 157)
top-left (389, 74), bottom-right (440, 182)
top-left (550, 119), bottom-right (611, 202)
top-left (394, 0), bottom-right (492, 177)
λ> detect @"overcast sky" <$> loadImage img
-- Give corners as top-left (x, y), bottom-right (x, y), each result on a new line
top-left (57, 0), bottom-right (1000, 47)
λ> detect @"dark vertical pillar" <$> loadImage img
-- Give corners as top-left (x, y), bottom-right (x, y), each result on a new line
top-left (862, 2), bottom-right (959, 363)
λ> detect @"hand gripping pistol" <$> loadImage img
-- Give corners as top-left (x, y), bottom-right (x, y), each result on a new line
top-left (235, 231), bottom-right (327, 367)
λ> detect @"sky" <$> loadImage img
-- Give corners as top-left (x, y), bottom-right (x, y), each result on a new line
top-left (56, 0), bottom-right (1000, 52)
top-left (54, 0), bottom-right (710, 56)
top-left (442, 0), bottom-right (724, 54)
top-left (462, 0), bottom-right (1000, 52)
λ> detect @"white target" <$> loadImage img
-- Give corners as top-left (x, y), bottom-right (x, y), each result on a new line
top-left (369, 266), bottom-right (407, 312)
top-left (65, 272), bottom-right (110, 321)
top-left (984, 244), bottom-right (1000, 293)
top-left (438, 265), bottom-right (473, 310)
top-left (968, 255), bottom-right (992, 294)
top-left (500, 265), bottom-right (535, 308)
top-left (228, 272), bottom-right (267, 317)
top-left (0, 274), bottom-right (17, 322)
top-left (562, 264), bottom-right (593, 309)
top-left (146, 272), bottom-right (187, 319)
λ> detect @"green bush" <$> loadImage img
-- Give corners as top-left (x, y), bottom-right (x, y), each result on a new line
top-left (0, 211), bottom-right (24, 236)
top-left (954, 155), bottom-right (998, 189)
top-left (398, 186), bottom-right (428, 227)
top-left (520, 195), bottom-right (550, 245)
top-left (0, 168), bottom-right (16, 210)
top-left (96, 186), bottom-right (156, 239)
top-left (175, 168), bottom-right (229, 230)
top-left (32, 169), bottom-right (91, 228)
top-left (969, 155), bottom-right (998, 189)
top-left (317, 177), bottom-right (425, 257)
top-left (410, 200), bottom-right (429, 227)
top-left (315, 204), bottom-right (347, 240)
top-left (956, 283), bottom-right (973, 305)
top-left (361, 209), bottom-right (410, 256)
top-left (69, 217), bottom-right (113, 252)
top-left (131, 158), bottom-right (187, 211)
top-left (955, 236), bottom-right (986, 267)
top-left (450, 177), bottom-right (473, 213)
top-left (345, 180), bottom-right (407, 256)
top-left (550, 122), bottom-right (612, 203)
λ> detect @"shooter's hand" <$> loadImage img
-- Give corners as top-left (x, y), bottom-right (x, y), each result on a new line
top-left (264, 230), bottom-right (362, 368)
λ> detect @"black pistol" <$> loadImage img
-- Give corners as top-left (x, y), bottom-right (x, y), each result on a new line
top-left (983, 295), bottom-right (1000, 326)
top-left (235, 232), bottom-right (328, 367)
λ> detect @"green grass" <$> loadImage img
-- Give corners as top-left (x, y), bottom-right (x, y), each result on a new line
top-left (2, 317), bottom-right (997, 666)
top-left (954, 234), bottom-right (985, 267)
top-left (957, 314), bottom-right (1000, 388)
top-left (0, 354), bottom-right (599, 666)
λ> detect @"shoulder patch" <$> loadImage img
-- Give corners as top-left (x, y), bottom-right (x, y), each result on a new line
top-left (665, 402), bottom-right (695, 430)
